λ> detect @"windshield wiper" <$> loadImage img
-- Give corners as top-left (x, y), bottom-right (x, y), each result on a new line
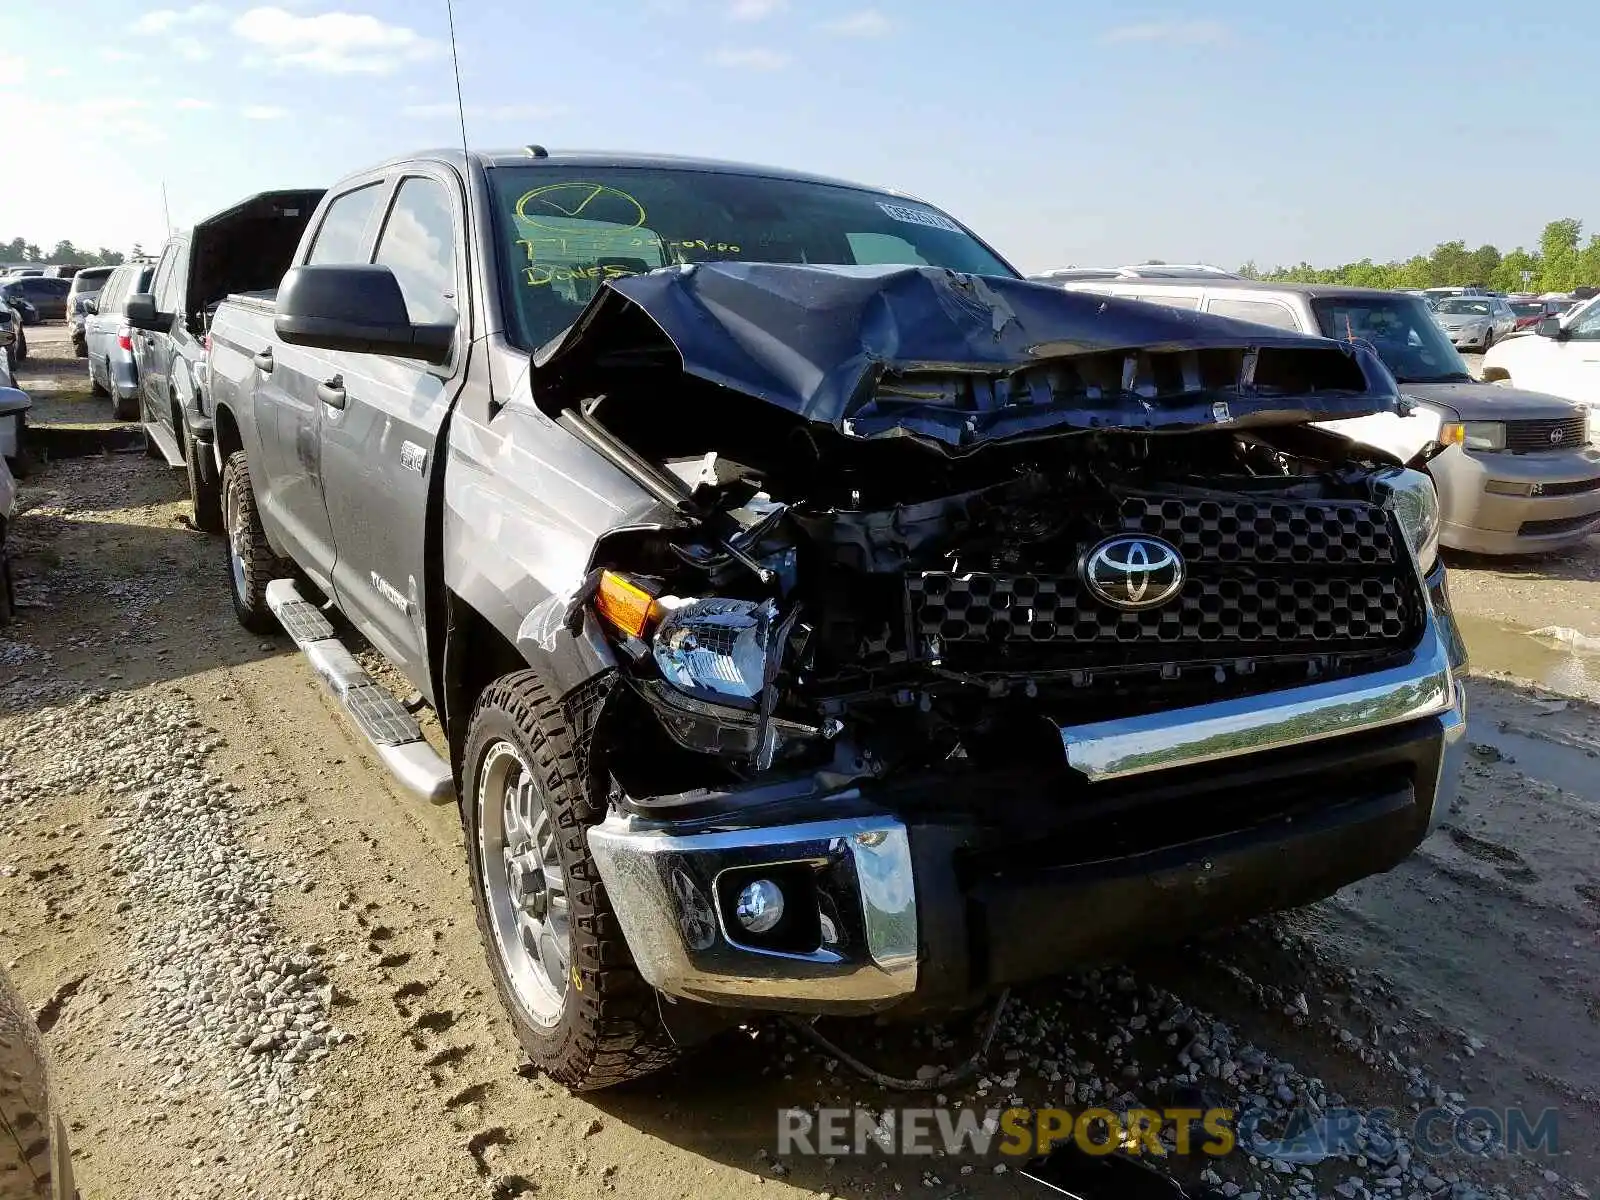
top-left (1393, 372), bottom-right (1472, 384)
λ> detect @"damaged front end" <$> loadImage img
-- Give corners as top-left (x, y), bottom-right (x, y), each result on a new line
top-left (545, 265), bottom-right (1465, 1014)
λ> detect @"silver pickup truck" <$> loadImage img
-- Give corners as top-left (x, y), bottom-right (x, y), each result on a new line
top-left (204, 148), bottom-right (1468, 1091)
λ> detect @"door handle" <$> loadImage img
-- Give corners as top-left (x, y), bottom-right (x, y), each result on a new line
top-left (318, 376), bottom-right (347, 410)
top-left (253, 347), bottom-right (274, 373)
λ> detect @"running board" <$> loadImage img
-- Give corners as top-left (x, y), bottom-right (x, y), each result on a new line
top-left (264, 579), bottom-right (455, 805)
top-left (143, 418), bottom-right (186, 468)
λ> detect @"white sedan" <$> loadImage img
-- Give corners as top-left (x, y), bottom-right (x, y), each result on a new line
top-left (1481, 297), bottom-right (1600, 443)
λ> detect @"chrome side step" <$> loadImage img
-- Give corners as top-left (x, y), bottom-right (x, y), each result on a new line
top-left (143, 418), bottom-right (186, 468)
top-left (265, 579), bottom-right (455, 805)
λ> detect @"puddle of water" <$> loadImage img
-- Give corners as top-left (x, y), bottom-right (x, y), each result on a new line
top-left (1453, 610), bottom-right (1600, 700)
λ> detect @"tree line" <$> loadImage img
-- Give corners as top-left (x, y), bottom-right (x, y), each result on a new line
top-left (1238, 218), bottom-right (1600, 294)
top-left (0, 238), bottom-right (142, 267)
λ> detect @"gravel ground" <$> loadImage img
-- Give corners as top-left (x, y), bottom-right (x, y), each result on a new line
top-left (1, 328), bottom-right (1597, 1200)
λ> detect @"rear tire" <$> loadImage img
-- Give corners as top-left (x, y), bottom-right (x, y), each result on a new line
top-left (89, 361), bottom-right (108, 399)
top-left (462, 671), bottom-right (678, 1091)
top-left (113, 391), bottom-right (139, 420)
top-left (221, 451), bottom-right (286, 634)
top-left (186, 422), bottom-right (223, 533)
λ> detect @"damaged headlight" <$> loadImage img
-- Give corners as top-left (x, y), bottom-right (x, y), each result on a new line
top-left (653, 597), bottom-right (780, 706)
top-left (1378, 467), bottom-right (1441, 575)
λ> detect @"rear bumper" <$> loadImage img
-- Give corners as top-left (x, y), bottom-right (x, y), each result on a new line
top-left (108, 351), bottom-right (140, 403)
top-left (589, 570), bottom-right (1468, 1015)
top-left (1433, 444), bottom-right (1600, 553)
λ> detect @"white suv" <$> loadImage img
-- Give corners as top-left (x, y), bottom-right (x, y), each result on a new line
top-left (1481, 296), bottom-right (1600, 444)
top-left (1032, 272), bottom-right (1600, 555)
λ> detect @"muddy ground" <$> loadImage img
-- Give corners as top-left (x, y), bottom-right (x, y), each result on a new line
top-left (1, 328), bottom-right (1597, 1200)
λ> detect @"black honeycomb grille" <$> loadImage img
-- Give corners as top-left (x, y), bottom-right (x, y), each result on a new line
top-left (908, 573), bottom-right (1412, 648)
top-left (1116, 496), bottom-right (1398, 565)
top-left (906, 495), bottom-right (1421, 663)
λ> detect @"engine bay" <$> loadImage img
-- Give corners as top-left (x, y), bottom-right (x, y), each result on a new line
top-left (579, 390), bottom-right (1428, 805)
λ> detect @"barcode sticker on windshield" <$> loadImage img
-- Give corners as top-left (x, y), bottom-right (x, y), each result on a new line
top-left (877, 202), bottom-right (963, 234)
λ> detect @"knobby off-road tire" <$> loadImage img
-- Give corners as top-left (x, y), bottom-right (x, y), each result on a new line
top-left (221, 451), bottom-right (286, 634)
top-left (462, 670), bottom-right (678, 1091)
top-left (185, 422), bottom-right (223, 534)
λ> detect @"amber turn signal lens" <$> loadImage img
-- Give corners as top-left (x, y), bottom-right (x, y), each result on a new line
top-left (1437, 423), bottom-right (1466, 445)
top-left (595, 572), bottom-right (659, 639)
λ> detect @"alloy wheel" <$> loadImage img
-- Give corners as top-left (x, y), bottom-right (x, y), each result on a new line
top-left (477, 740), bottom-right (571, 1027)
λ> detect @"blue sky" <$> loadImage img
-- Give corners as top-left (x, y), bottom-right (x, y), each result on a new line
top-left (0, 1), bottom-right (1593, 272)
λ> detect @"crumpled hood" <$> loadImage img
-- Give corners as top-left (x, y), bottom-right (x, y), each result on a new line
top-left (535, 263), bottom-right (1401, 451)
top-left (1402, 380), bottom-right (1584, 421)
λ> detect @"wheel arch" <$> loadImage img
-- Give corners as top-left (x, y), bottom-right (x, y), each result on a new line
top-left (213, 401), bottom-right (244, 466)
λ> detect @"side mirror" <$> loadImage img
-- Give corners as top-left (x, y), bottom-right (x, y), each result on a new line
top-left (79, 297), bottom-right (97, 315)
top-left (273, 265), bottom-right (453, 364)
top-left (125, 292), bottom-right (166, 331)
top-left (1536, 315), bottom-right (1566, 339)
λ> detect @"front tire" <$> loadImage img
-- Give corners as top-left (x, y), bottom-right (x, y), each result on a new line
top-left (220, 451), bottom-right (286, 633)
top-left (462, 671), bottom-right (677, 1091)
top-left (1482, 330), bottom-right (1494, 352)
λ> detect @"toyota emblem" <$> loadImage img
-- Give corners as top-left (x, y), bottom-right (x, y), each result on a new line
top-left (1079, 536), bottom-right (1186, 610)
top-left (1550, 427), bottom-right (1566, 445)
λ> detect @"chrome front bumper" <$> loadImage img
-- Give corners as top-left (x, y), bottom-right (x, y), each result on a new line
top-left (1061, 623), bottom-right (1456, 780)
top-left (591, 579), bottom-right (1467, 1014)
top-left (587, 815), bottom-right (918, 1013)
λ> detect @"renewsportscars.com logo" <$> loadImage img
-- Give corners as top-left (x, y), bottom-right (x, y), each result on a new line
top-left (776, 1105), bottom-right (1561, 1161)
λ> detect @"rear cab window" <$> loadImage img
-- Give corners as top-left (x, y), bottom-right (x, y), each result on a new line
top-left (159, 243), bottom-right (190, 324)
top-left (306, 183), bottom-right (387, 266)
top-left (148, 246), bottom-right (179, 311)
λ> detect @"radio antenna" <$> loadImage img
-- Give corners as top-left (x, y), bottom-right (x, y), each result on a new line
top-left (445, 0), bottom-right (471, 164)
top-left (443, 0), bottom-right (482, 404)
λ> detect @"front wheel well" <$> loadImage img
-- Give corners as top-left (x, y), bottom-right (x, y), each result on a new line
top-left (440, 593), bottom-right (527, 763)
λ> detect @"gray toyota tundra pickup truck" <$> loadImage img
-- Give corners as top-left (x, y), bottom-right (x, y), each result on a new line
top-left (204, 148), bottom-right (1469, 1091)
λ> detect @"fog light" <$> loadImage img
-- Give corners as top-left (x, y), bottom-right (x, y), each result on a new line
top-left (1484, 479), bottom-right (1531, 497)
top-left (734, 879), bottom-right (784, 934)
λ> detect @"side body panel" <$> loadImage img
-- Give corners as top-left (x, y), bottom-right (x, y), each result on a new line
top-left (318, 166), bottom-right (470, 694)
top-left (443, 345), bottom-right (680, 694)
top-left (207, 299), bottom-right (299, 564)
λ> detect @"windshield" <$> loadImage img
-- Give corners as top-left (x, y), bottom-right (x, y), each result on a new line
top-left (71, 272), bottom-right (110, 296)
top-left (487, 165), bottom-right (1015, 349)
top-left (1510, 300), bottom-right (1545, 317)
top-left (1434, 298), bottom-right (1490, 315)
top-left (1312, 295), bottom-right (1470, 383)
